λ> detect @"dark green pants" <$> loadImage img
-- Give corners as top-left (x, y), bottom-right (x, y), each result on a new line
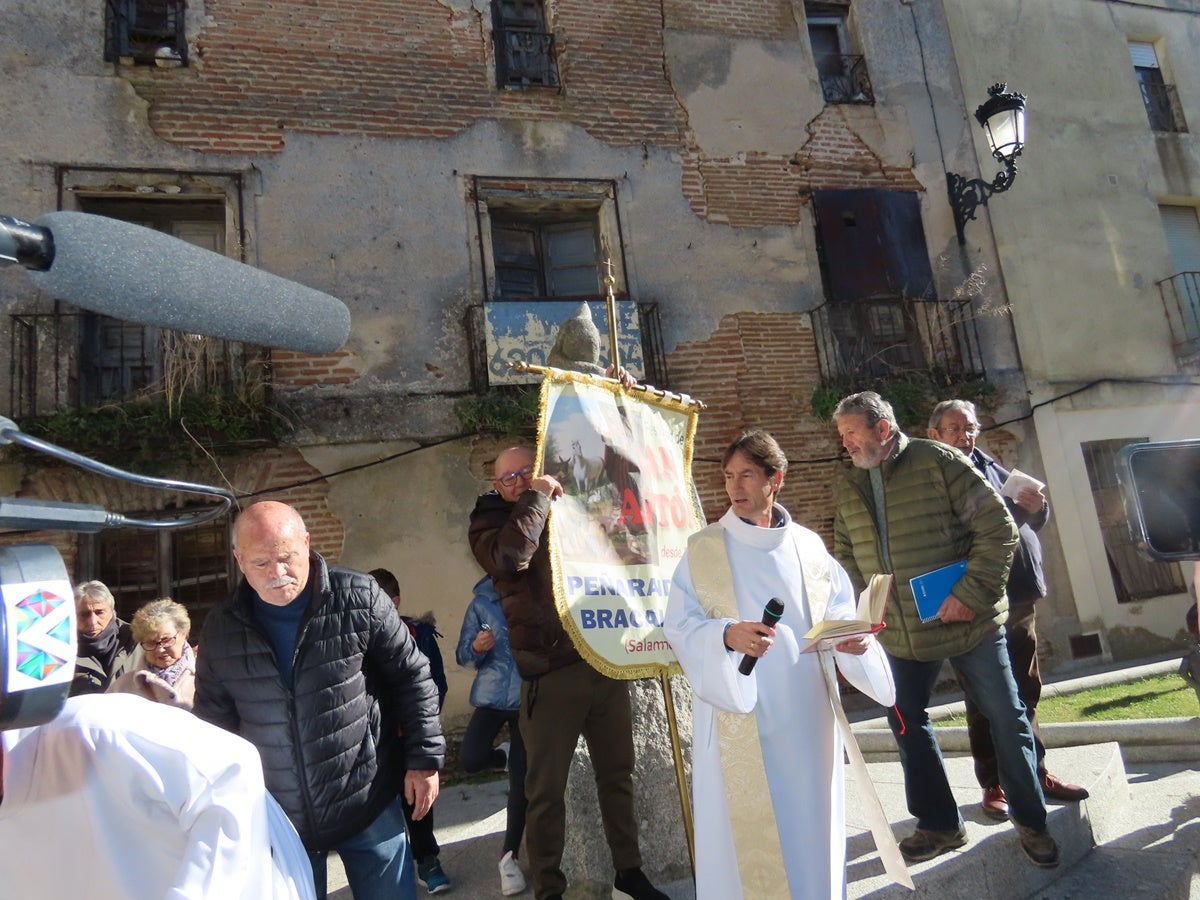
top-left (520, 661), bottom-right (642, 899)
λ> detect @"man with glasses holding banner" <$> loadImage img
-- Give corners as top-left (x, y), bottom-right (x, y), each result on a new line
top-left (470, 445), bottom-right (668, 900)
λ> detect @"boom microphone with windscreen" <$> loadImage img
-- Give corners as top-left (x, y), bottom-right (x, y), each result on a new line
top-left (0, 211), bottom-right (351, 354)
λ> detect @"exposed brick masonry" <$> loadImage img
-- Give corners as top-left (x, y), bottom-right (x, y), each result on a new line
top-left (682, 108), bottom-right (924, 227)
top-left (271, 350), bottom-right (363, 387)
top-left (232, 449), bottom-right (345, 561)
top-left (131, 0), bottom-right (688, 153)
top-left (667, 310), bottom-right (847, 543)
top-left (126, 1), bottom-right (920, 231)
top-left (662, 0), bottom-right (797, 39)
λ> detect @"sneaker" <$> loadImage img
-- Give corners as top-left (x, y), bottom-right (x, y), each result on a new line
top-left (1015, 824), bottom-right (1060, 868)
top-left (417, 856), bottom-right (451, 894)
top-left (613, 867), bottom-right (669, 900)
top-left (981, 785), bottom-right (1010, 820)
top-left (1040, 771), bottom-right (1089, 802)
top-left (897, 826), bottom-right (968, 863)
top-left (498, 850), bottom-right (526, 896)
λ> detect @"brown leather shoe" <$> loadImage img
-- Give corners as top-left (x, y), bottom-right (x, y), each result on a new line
top-left (981, 785), bottom-right (1009, 820)
top-left (1041, 772), bottom-right (1089, 801)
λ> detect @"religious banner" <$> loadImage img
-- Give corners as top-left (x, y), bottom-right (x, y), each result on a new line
top-left (535, 367), bottom-right (704, 679)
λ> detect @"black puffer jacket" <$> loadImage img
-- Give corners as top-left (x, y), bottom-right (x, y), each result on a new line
top-left (469, 489), bottom-right (582, 678)
top-left (194, 553), bottom-right (445, 850)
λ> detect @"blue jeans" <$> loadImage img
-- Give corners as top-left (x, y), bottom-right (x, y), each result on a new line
top-left (885, 629), bottom-right (1047, 832)
top-left (308, 795), bottom-right (416, 900)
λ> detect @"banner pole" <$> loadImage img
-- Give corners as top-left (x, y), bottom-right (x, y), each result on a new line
top-left (659, 670), bottom-right (695, 875)
top-left (603, 259), bottom-right (621, 377)
top-left (507, 361), bottom-right (707, 411)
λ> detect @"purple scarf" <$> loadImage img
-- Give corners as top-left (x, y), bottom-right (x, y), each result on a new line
top-left (146, 642), bottom-right (194, 686)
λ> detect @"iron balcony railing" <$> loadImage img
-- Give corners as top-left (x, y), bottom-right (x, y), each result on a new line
top-left (1157, 271), bottom-right (1200, 365)
top-left (104, 0), bottom-right (188, 66)
top-left (7, 311), bottom-right (265, 421)
top-left (1140, 81), bottom-right (1187, 134)
top-left (495, 28), bottom-right (560, 89)
top-left (815, 54), bottom-right (874, 105)
top-left (811, 296), bottom-right (985, 383)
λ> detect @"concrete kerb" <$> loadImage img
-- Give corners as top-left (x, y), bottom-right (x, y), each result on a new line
top-left (851, 657), bottom-right (1200, 764)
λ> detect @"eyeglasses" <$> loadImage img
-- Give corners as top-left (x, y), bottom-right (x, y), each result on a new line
top-left (938, 424), bottom-right (980, 437)
top-left (497, 465), bottom-right (534, 487)
top-left (142, 633), bottom-right (180, 651)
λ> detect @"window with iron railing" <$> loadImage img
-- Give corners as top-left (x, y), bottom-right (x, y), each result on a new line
top-left (1157, 271), bottom-right (1200, 364)
top-left (811, 296), bottom-right (984, 383)
top-left (493, 0), bottom-right (559, 89)
top-left (807, 8), bottom-right (872, 105)
top-left (468, 177), bottom-right (659, 389)
top-left (7, 311), bottom-right (266, 422)
top-left (810, 189), bottom-right (982, 383)
top-left (814, 54), bottom-right (874, 105)
top-left (1139, 80), bottom-right (1187, 133)
top-left (105, 0), bottom-right (187, 67)
top-left (79, 513), bottom-right (235, 634)
top-left (1130, 40), bottom-right (1186, 134)
top-left (7, 198), bottom-right (269, 432)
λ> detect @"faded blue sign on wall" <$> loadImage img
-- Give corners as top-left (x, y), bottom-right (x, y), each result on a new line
top-left (484, 299), bottom-right (645, 386)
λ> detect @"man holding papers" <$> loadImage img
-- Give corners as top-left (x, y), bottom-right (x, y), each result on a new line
top-left (928, 400), bottom-right (1089, 818)
top-left (831, 392), bottom-right (1059, 869)
top-left (666, 430), bottom-right (896, 899)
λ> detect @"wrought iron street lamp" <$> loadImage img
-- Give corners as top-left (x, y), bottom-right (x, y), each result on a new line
top-left (947, 83), bottom-right (1027, 244)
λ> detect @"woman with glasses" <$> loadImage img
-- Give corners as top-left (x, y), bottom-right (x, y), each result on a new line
top-left (109, 598), bottom-right (196, 709)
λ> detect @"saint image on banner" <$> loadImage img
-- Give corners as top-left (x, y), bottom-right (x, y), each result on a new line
top-left (535, 368), bottom-right (703, 679)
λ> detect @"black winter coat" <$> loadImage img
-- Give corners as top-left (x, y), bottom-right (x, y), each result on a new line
top-left (194, 553), bottom-right (445, 851)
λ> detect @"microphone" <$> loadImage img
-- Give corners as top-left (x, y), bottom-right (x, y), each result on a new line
top-left (1, 212), bottom-right (350, 353)
top-left (738, 597), bottom-right (785, 676)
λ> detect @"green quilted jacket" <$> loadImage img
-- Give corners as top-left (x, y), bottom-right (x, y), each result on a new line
top-left (832, 433), bottom-right (1018, 661)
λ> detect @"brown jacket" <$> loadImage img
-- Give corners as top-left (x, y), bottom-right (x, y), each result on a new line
top-left (469, 489), bottom-right (582, 678)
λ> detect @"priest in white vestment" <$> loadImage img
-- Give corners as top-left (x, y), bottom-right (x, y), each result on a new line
top-left (0, 692), bottom-right (315, 900)
top-left (666, 430), bottom-right (895, 900)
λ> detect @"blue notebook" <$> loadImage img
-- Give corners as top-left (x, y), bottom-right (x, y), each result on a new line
top-left (909, 560), bottom-right (967, 623)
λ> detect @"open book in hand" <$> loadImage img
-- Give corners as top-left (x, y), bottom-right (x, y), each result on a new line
top-left (801, 573), bottom-right (892, 652)
top-left (999, 468), bottom-right (1046, 501)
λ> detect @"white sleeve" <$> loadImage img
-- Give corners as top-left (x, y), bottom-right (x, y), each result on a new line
top-left (82, 701), bottom-right (307, 900)
top-left (665, 554), bottom-right (757, 714)
top-left (827, 559), bottom-right (896, 707)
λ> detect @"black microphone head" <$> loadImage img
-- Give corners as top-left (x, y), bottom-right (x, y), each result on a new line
top-left (764, 597), bottom-right (785, 624)
top-left (26, 212), bottom-right (351, 354)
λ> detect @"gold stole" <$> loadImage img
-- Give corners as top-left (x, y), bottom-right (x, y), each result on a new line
top-left (686, 522), bottom-right (832, 898)
top-left (687, 523), bottom-right (915, 894)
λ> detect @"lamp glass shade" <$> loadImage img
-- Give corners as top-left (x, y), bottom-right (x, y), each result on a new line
top-left (982, 105), bottom-right (1025, 161)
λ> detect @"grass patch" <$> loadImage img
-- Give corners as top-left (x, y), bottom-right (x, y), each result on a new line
top-left (934, 673), bottom-right (1200, 726)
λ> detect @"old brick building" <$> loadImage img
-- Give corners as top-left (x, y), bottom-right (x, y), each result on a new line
top-left (1, 0), bottom-right (1049, 723)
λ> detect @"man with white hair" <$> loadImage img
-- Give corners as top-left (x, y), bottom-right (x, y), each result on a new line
top-left (927, 399), bottom-right (1088, 819)
top-left (831, 391), bottom-right (1059, 869)
top-left (195, 500), bottom-right (445, 900)
top-left (70, 579), bottom-right (136, 695)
